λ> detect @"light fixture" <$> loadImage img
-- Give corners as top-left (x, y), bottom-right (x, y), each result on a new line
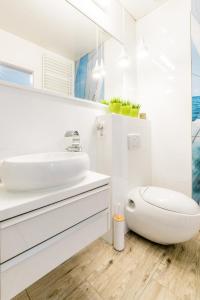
top-left (92, 60), bottom-right (101, 79)
top-left (137, 38), bottom-right (149, 60)
top-left (99, 30), bottom-right (106, 77)
top-left (138, 47), bottom-right (149, 60)
top-left (118, 46), bottom-right (130, 68)
top-left (92, 28), bottom-right (106, 80)
top-left (93, 59), bottom-right (106, 79)
top-left (92, 27), bottom-right (100, 80)
top-left (99, 58), bottom-right (106, 77)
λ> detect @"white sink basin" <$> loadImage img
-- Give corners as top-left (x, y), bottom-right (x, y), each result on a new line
top-left (0, 152), bottom-right (90, 191)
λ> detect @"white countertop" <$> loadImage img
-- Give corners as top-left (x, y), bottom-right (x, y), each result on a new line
top-left (0, 171), bottom-right (110, 222)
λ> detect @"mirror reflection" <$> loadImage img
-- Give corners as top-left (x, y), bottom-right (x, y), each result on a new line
top-left (0, 0), bottom-right (125, 102)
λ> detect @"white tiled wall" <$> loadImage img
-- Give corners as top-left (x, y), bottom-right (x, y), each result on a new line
top-left (0, 83), bottom-right (105, 170)
top-left (136, 0), bottom-right (192, 196)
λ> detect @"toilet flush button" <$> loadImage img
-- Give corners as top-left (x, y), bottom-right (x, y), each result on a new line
top-left (127, 133), bottom-right (140, 150)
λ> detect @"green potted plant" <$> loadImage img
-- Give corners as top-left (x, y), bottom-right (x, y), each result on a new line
top-left (100, 99), bottom-right (109, 105)
top-left (109, 98), bottom-right (121, 113)
top-left (130, 103), bottom-right (141, 118)
top-left (120, 101), bottom-right (126, 115)
top-left (126, 101), bottom-right (131, 115)
top-left (120, 101), bottom-right (131, 115)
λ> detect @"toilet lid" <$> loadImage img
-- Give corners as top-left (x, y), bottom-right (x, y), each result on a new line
top-left (141, 186), bottom-right (200, 215)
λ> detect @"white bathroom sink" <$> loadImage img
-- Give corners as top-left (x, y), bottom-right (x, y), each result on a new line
top-left (0, 152), bottom-right (90, 191)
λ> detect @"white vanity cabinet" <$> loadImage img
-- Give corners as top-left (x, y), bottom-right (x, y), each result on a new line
top-left (0, 172), bottom-right (110, 300)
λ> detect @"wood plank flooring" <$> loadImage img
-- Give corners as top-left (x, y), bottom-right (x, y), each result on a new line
top-left (13, 231), bottom-right (200, 300)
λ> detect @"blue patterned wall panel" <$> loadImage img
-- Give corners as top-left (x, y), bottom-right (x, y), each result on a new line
top-left (75, 48), bottom-right (104, 102)
top-left (192, 13), bottom-right (200, 202)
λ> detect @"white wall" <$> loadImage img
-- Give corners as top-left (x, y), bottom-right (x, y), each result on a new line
top-left (0, 29), bottom-right (74, 90)
top-left (0, 0), bottom-right (137, 174)
top-left (0, 83), bottom-right (105, 170)
top-left (136, 0), bottom-right (192, 196)
top-left (123, 11), bottom-right (137, 100)
top-left (104, 11), bottom-right (137, 101)
top-left (96, 114), bottom-right (151, 242)
top-left (104, 38), bottom-right (124, 98)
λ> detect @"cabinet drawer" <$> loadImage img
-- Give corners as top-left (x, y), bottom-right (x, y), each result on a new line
top-left (1, 186), bottom-right (110, 263)
top-left (1, 210), bottom-right (109, 300)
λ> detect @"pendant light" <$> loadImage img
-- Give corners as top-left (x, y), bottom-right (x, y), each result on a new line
top-left (137, 38), bottom-right (149, 60)
top-left (118, 46), bottom-right (129, 68)
top-left (92, 60), bottom-right (101, 79)
top-left (92, 29), bottom-right (106, 79)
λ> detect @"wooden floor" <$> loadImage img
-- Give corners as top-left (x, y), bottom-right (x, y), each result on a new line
top-left (14, 231), bottom-right (200, 300)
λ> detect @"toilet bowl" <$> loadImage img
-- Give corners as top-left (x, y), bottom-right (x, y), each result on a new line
top-left (125, 186), bottom-right (200, 245)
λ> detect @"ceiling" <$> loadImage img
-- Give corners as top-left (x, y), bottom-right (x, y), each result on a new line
top-left (120, 0), bottom-right (168, 20)
top-left (0, 0), bottom-right (169, 60)
top-left (0, 0), bottom-right (110, 61)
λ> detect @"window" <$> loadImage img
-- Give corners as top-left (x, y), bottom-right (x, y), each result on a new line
top-left (0, 62), bottom-right (33, 87)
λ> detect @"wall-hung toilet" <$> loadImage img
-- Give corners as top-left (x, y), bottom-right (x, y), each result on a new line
top-left (125, 186), bottom-right (200, 245)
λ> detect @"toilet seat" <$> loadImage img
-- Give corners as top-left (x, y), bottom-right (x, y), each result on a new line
top-left (140, 186), bottom-right (200, 215)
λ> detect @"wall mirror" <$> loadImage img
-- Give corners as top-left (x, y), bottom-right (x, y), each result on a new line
top-left (0, 0), bottom-right (125, 103)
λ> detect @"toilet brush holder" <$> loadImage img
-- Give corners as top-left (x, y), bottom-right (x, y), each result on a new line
top-left (113, 214), bottom-right (125, 251)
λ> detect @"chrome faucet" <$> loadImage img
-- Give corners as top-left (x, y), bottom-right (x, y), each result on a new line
top-left (64, 130), bottom-right (82, 152)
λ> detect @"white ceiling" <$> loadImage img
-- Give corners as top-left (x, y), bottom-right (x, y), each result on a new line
top-left (0, 0), bottom-right (109, 61)
top-left (120, 0), bottom-right (168, 20)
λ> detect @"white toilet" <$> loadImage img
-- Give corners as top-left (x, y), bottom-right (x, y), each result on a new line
top-left (125, 186), bottom-right (200, 245)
